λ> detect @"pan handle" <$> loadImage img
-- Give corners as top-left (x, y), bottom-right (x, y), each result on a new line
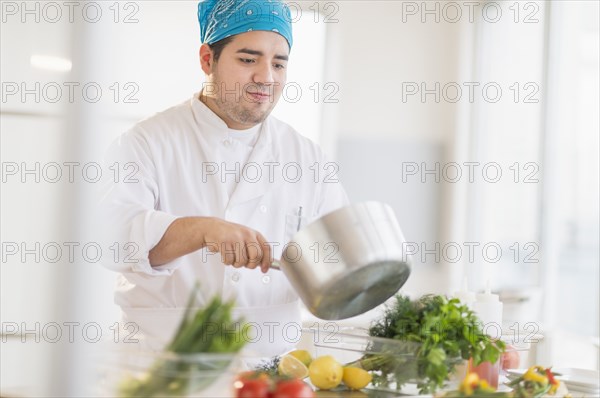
top-left (270, 260), bottom-right (282, 271)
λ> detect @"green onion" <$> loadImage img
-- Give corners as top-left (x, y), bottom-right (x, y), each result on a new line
top-left (119, 283), bottom-right (248, 397)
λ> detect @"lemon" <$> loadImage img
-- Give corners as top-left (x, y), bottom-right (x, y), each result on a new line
top-left (342, 367), bottom-right (372, 390)
top-left (308, 355), bottom-right (343, 390)
top-left (288, 349), bottom-right (313, 367)
top-left (278, 354), bottom-right (309, 378)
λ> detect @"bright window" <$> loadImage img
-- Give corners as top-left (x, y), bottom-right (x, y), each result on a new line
top-left (469, 0), bottom-right (599, 368)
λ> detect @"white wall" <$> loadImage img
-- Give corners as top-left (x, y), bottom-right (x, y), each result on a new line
top-left (327, 1), bottom-right (463, 295)
top-left (334, 2), bottom-right (460, 143)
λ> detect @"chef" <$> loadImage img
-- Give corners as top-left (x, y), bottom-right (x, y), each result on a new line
top-left (101, 0), bottom-right (349, 356)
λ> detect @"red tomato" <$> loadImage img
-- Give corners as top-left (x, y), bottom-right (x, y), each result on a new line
top-left (235, 378), bottom-right (271, 398)
top-left (273, 379), bottom-right (314, 398)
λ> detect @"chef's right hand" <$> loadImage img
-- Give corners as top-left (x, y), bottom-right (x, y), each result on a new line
top-left (203, 218), bottom-right (273, 273)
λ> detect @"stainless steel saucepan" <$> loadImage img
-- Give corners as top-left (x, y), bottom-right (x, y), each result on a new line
top-left (271, 201), bottom-right (411, 320)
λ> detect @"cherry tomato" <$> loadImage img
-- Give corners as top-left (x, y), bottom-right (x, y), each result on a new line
top-left (273, 379), bottom-right (315, 398)
top-left (235, 378), bottom-right (271, 398)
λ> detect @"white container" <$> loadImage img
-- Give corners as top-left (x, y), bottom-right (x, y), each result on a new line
top-left (473, 282), bottom-right (503, 339)
top-left (453, 277), bottom-right (476, 309)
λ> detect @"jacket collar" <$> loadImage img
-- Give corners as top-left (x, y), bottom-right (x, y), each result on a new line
top-left (190, 92), bottom-right (229, 137)
top-left (189, 93), bottom-right (279, 208)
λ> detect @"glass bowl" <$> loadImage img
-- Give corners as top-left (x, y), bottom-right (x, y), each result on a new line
top-left (299, 327), bottom-right (464, 394)
top-left (500, 331), bottom-right (543, 371)
top-left (95, 348), bottom-right (240, 397)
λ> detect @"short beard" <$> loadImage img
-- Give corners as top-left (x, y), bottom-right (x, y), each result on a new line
top-left (207, 68), bottom-right (277, 126)
top-left (215, 93), bottom-right (272, 125)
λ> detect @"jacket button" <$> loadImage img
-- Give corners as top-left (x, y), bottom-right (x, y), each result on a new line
top-left (260, 205), bottom-right (268, 213)
top-left (231, 272), bottom-right (240, 282)
top-left (262, 275), bottom-right (271, 284)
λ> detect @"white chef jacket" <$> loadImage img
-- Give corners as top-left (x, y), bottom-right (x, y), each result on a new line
top-left (101, 93), bottom-right (349, 356)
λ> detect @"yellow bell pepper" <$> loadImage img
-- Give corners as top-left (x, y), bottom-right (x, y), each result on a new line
top-left (478, 379), bottom-right (496, 392)
top-left (459, 373), bottom-right (480, 396)
top-left (523, 366), bottom-right (548, 385)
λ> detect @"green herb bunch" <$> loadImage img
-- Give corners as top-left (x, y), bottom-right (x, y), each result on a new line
top-left (350, 295), bottom-right (505, 394)
top-left (255, 356), bottom-right (282, 376)
top-left (119, 284), bottom-right (249, 397)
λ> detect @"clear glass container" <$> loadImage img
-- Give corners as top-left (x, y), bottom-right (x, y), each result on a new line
top-left (300, 327), bottom-right (464, 394)
top-left (95, 348), bottom-right (240, 397)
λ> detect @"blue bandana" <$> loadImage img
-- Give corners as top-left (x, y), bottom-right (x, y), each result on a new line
top-left (198, 0), bottom-right (293, 49)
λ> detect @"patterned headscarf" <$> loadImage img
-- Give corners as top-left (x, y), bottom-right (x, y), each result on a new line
top-left (198, 0), bottom-right (293, 49)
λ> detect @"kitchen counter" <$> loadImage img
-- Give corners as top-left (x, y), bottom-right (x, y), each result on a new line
top-left (1, 331), bottom-right (597, 397)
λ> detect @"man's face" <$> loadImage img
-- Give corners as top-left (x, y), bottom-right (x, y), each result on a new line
top-left (202, 31), bottom-right (289, 129)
